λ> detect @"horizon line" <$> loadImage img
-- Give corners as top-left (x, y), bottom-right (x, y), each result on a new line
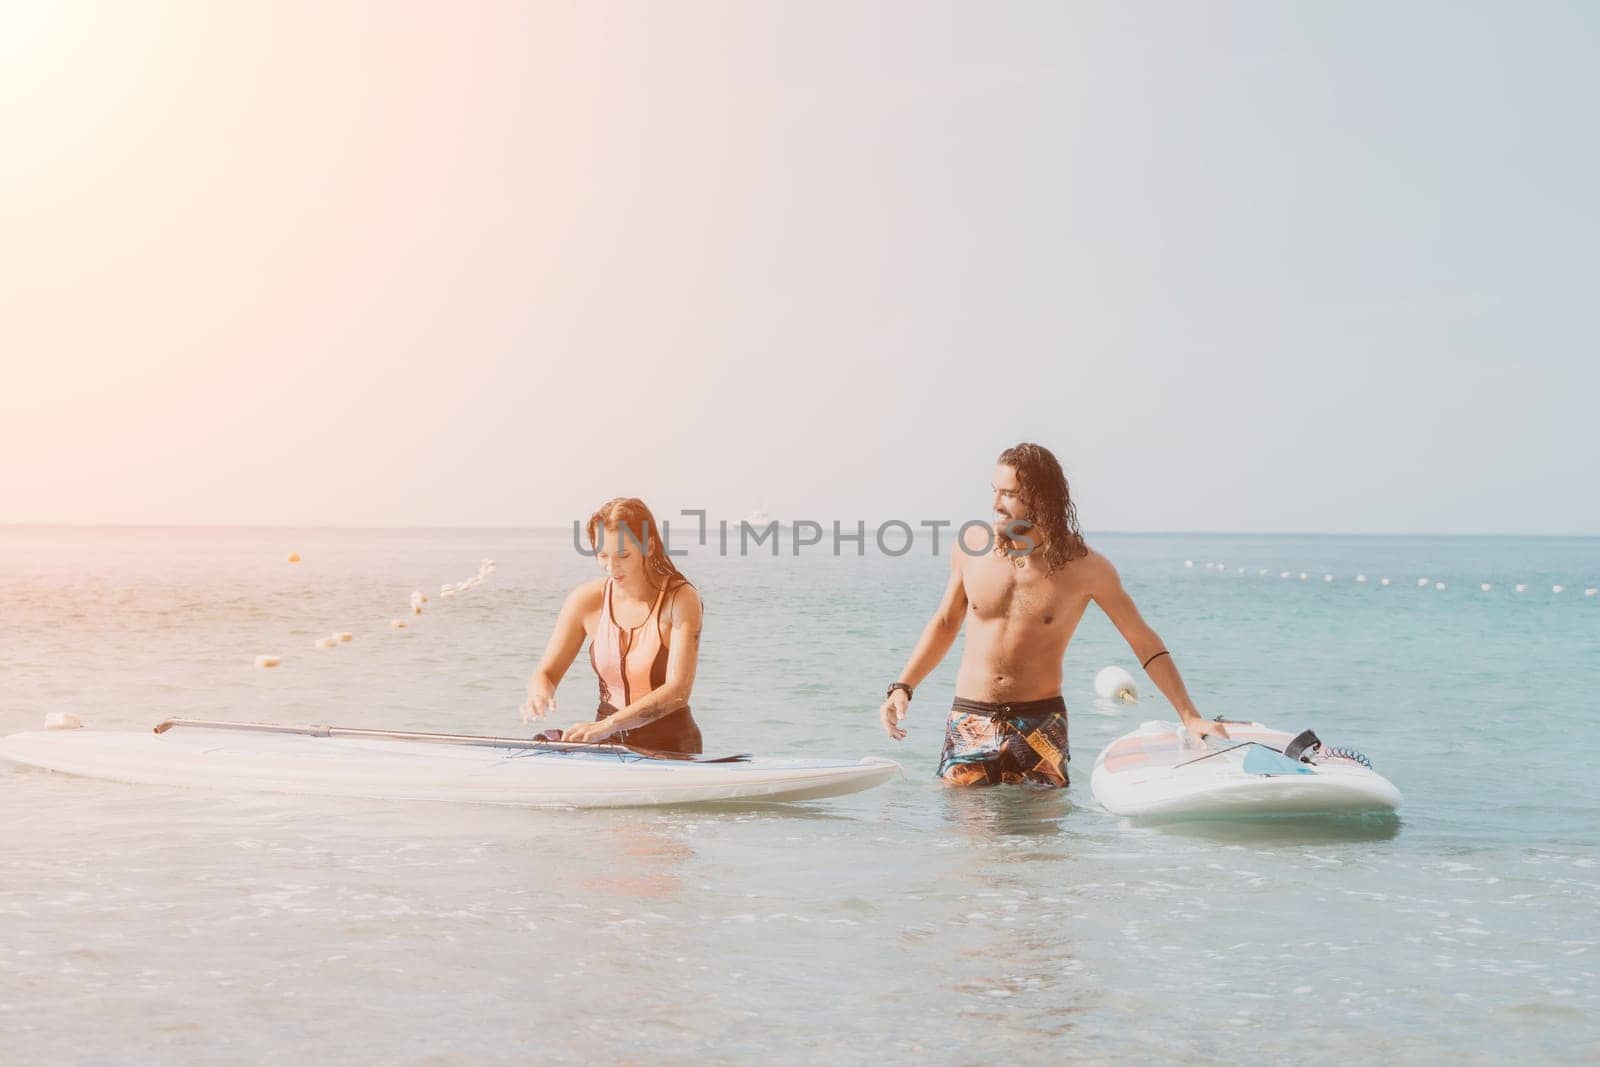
top-left (2, 522), bottom-right (1597, 539)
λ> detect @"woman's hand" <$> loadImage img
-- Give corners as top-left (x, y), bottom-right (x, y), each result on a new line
top-left (561, 718), bottom-right (619, 745)
top-left (520, 682), bottom-right (557, 724)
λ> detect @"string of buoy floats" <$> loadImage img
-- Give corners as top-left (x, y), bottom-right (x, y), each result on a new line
top-left (255, 554), bottom-right (497, 668)
top-left (1181, 560), bottom-right (1594, 598)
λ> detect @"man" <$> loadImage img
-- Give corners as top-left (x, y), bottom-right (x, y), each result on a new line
top-left (879, 442), bottom-right (1228, 786)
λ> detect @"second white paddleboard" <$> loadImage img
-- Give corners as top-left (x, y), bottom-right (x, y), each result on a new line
top-left (1091, 720), bottom-right (1401, 819)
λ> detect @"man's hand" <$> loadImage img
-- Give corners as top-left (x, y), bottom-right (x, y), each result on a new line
top-left (560, 718), bottom-right (618, 745)
top-left (1184, 717), bottom-right (1230, 744)
top-left (880, 690), bottom-right (910, 741)
top-left (520, 685), bottom-right (556, 724)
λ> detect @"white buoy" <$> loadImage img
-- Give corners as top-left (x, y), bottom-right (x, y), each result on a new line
top-left (1434, 582), bottom-right (1446, 591)
top-left (1094, 666), bottom-right (1138, 702)
top-left (1586, 588), bottom-right (1597, 597)
top-left (1355, 575), bottom-right (1367, 583)
top-left (338, 632), bottom-right (353, 642)
top-left (1184, 560), bottom-right (1194, 568)
top-left (410, 591), bottom-right (426, 615)
top-left (1481, 583), bottom-right (1493, 592)
top-left (315, 636), bottom-right (338, 649)
top-left (1553, 585), bottom-right (1565, 594)
top-left (1258, 569), bottom-right (1267, 576)
top-left (1324, 574), bottom-right (1334, 583)
top-left (1380, 578), bottom-right (1391, 586)
top-left (44, 712), bottom-right (82, 730)
top-left (390, 619), bottom-right (408, 629)
top-left (1515, 584), bottom-right (1527, 593)
top-left (254, 655), bottom-right (282, 669)
top-left (1280, 571), bottom-right (1291, 579)
top-left (1299, 572), bottom-right (1308, 581)
top-left (1417, 578), bottom-right (1429, 588)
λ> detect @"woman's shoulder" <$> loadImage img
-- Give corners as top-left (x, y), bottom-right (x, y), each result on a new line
top-left (661, 578), bottom-right (703, 621)
top-left (565, 578), bottom-right (607, 612)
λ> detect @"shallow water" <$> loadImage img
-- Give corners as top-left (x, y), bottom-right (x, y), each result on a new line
top-left (2, 527), bottom-right (1596, 1064)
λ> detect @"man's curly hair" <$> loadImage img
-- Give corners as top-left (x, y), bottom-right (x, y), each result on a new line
top-left (997, 442), bottom-right (1087, 572)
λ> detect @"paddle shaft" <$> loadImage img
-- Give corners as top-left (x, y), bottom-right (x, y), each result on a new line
top-left (151, 718), bottom-right (749, 763)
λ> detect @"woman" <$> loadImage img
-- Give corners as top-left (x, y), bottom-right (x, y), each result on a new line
top-left (521, 498), bottom-right (704, 753)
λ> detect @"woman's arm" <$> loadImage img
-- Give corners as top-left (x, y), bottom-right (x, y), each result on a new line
top-left (520, 582), bottom-right (599, 723)
top-left (565, 585), bottom-right (703, 742)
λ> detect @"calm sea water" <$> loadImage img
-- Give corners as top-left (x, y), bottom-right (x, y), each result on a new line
top-left (2, 526), bottom-right (1596, 1065)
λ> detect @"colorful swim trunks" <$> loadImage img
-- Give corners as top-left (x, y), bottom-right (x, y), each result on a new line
top-left (936, 696), bottom-right (1070, 788)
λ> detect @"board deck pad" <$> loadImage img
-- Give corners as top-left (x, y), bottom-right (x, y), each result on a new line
top-left (1091, 721), bottom-right (1401, 819)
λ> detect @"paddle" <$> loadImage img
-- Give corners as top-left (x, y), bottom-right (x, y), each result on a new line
top-left (151, 718), bottom-right (751, 763)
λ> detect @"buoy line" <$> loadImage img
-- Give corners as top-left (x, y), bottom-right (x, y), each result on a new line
top-left (256, 555), bottom-right (498, 668)
top-left (1183, 561), bottom-right (1594, 600)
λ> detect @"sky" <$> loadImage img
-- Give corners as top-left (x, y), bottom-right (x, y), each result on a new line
top-left (2, 0), bottom-right (1596, 533)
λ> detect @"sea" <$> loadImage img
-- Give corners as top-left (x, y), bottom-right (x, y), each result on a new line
top-left (1, 525), bottom-right (1595, 1065)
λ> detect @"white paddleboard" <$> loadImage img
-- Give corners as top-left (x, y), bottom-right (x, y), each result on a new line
top-left (1091, 721), bottom-right (1401, 819)
top-left (0, 724), bottom-right (902, 808)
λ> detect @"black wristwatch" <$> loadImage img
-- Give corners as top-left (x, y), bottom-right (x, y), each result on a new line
top-left (886, 682), bottom-right (914, 702)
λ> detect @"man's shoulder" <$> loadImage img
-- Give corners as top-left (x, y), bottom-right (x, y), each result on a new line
top-left (956, 522), bottom-right (993, 557)
top-left (1075, 543), bottom-right (1110, 569)
top-left (1054, 543), bottom-right (1115, 586)
top-left (948, 525), bottom-right (991, 575)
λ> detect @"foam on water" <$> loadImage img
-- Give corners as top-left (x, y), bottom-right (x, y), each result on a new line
top-left (1, 527), bottom-right (1596, 1063)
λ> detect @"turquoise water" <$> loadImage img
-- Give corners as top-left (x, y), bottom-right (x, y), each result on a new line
top-left (1, 527), bottom-right (1596, 1064)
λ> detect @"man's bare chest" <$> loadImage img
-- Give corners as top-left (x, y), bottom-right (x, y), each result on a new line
top-left (963, 555), bottom-right (1083, 624)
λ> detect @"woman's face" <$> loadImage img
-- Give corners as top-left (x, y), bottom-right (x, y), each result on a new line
top-left (594, 524), bottom-right (650, 583)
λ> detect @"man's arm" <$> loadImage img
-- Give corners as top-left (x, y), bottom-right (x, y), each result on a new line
top-left (1085, 551), bottom-right (1229, 742)
top-left (879, 552), bottom-right (968, 740)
